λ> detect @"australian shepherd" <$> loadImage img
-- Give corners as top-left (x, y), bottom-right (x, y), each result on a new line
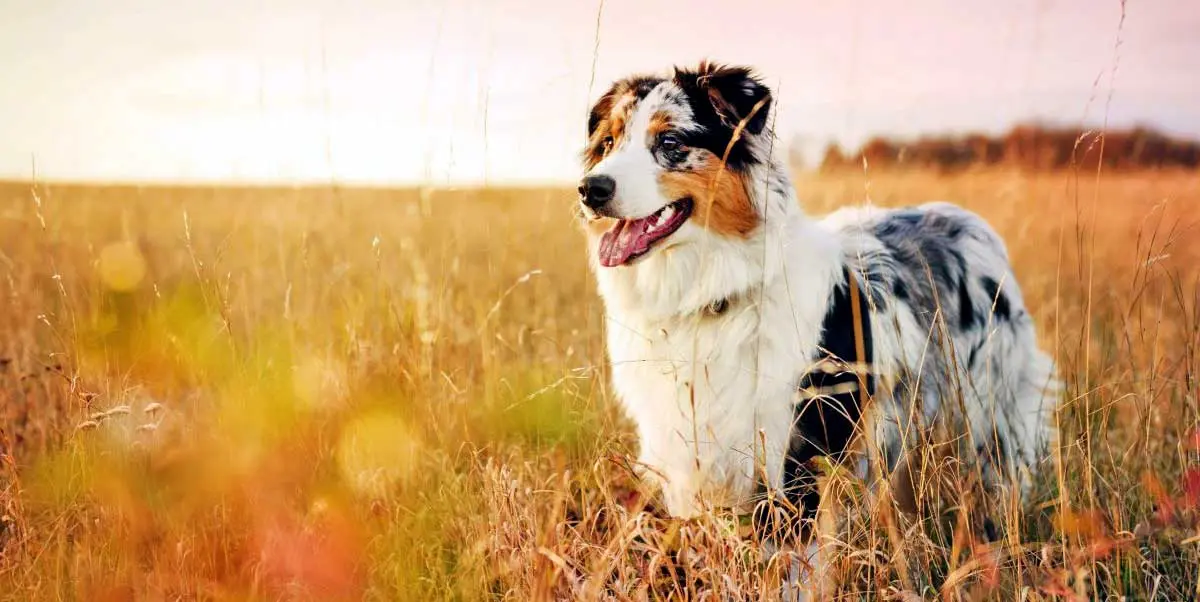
top-left (577, 61), bottom-right (1059, 586)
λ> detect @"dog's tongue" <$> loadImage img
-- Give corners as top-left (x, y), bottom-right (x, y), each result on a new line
top-left (598, 217), bottom-right (653, 267)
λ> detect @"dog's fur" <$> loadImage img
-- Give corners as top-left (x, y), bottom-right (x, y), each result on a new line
top-left (578, 62), bottom-right (1058, 551)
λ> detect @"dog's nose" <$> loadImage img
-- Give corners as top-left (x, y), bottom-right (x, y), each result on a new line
top-left (578, 174), bottom-right (616, 209)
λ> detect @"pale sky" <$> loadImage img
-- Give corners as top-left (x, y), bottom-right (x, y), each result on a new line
top-left (2, 0), bottom-right (1197, 184)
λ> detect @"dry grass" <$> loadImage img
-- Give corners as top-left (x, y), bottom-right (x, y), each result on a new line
top-left (0, 168), bottom-right (1198, 600)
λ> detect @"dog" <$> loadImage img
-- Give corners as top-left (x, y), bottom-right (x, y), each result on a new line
top-left (577, 61), bottom-right (1058, 584)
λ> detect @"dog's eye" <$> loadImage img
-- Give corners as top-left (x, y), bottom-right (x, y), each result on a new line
top-left (602, 136), bottom-right (615, 153)
top-left (659, 132), bottom-right (683, 152)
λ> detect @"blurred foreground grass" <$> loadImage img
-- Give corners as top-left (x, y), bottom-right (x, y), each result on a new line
top-left (1, 169), bottom-right (1199, 600)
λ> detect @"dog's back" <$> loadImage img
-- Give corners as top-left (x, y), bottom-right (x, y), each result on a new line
top-left (821, 201), bottom-right (1058, 496)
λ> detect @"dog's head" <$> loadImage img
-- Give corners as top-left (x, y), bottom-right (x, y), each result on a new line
top-left (578, 61), bottom-right (773, 268)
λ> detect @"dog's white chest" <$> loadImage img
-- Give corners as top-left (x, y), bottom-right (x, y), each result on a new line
top-left (606, 300), bottom-right (809, 516)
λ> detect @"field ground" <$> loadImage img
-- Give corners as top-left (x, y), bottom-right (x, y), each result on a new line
top-left (1, 169), bottom-right (1199, 600)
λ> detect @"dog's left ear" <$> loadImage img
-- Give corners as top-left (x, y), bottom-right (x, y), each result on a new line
top-left (676, 61), bottom-right (772, 135)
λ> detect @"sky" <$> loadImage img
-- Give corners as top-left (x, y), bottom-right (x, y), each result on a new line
top-left (1, 0), bottom-right (1197, 185)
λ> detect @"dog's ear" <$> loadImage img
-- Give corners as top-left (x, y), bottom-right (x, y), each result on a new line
top-left (674, 61), bottom-right (772, 135)
top-left (587, 83), bottom-right (620, 140)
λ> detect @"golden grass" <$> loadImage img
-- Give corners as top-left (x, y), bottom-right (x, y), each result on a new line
top-left (0, 169), bottom-right (1198, 600)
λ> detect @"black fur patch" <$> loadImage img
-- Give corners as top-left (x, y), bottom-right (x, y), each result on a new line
top-left (632, 77), bottom-right (663, 99)
top-left (958, 275), bottom-right (977, 329)
top-left (757, 268), bottom-right (875, 540)
top-left (967, 340), bottom-right (984, 371)
top-left (980, 276), bottom-right (1011, 320)
top-left (672, 64), bottom-right (770, 172)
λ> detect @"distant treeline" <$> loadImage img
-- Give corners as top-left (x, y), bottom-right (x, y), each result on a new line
top-left (817, 125), bottom-right (1200, 171)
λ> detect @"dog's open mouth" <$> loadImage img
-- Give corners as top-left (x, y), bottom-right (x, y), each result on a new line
top-left (597, 198), bottom-right (693, 267)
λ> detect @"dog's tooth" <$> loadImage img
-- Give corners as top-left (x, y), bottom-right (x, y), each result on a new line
top-left (660, 206), bottom-right (675, 221)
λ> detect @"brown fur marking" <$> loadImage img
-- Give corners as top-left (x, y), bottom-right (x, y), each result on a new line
top-left (657, 155), bottom-right (757, 238)
top-left (648, 110), bottom-right (673, 140)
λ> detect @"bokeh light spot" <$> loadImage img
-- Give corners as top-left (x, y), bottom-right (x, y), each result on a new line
top-left (97, 242), bottom-right (146, 291)
top-left (335, 410), bottom-right (419, 498)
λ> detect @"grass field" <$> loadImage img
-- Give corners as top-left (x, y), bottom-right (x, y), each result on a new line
top-left (1, 168), bottom-right (1199, 600)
